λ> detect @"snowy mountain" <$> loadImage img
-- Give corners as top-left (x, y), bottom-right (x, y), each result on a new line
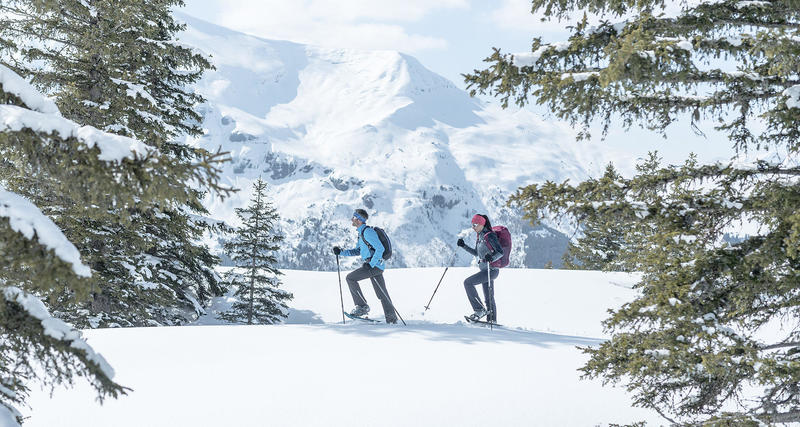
top-left (177, 13), bottom-right (607, 270)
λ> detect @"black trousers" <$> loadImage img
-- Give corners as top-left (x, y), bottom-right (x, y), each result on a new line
top-left (464, 268), bottom-right (499, 321)
top-left (346, 264), bottom-right (397, 323)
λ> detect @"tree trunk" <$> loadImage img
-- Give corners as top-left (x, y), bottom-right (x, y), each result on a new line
top-left (248, 195), bottom-right (261, 325)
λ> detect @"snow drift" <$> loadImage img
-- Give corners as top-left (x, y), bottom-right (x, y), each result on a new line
top-left (23, 267), bottom-right (663, 426)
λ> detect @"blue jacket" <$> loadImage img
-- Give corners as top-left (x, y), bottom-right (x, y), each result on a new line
top-left (342, 224), bottom-right (385, 270)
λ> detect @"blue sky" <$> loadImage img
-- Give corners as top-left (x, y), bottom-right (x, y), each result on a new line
top-left (181, 0), bottom-right (735, 169)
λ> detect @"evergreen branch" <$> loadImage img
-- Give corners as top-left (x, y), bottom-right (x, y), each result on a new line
top-left (0, 26), bottom-right (82, 50)
top-left (760, 341), bottom-right (800, 350)
top-left (759, 409), bottom-right (800, 423)
top-left (714, 18), bottom-right (800, 30)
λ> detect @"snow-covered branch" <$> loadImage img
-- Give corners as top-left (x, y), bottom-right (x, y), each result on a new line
top-left (0, 188), bottom-right (90, 277)
top-left (784, 85), bottom-right (800, 109)
top-left (0, 64), bottom-right (59, 114)
top-left (2, 287), bottom-right (114, 379)
top-left (110, 78), bottom-right (157, 106)
top-left (512, 41), bottom-right (570, 67)
top-left (0, 104), bottom-right (153, 163)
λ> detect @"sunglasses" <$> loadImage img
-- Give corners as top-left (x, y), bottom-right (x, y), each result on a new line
top-left (471, 223), bottom-right (481, 227)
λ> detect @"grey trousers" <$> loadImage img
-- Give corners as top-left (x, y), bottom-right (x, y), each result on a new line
top-left (464, 268), bottom-right (499, 321)
top-left (346, 264), bottom-right (397, 323)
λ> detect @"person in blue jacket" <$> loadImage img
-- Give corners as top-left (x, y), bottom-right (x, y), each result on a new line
top-left (333, 209), bottom-right (397, 324)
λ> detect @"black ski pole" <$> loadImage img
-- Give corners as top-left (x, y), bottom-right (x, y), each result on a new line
top-left (336, 254), bottom-right (345, 324)
top-left (371, 276), bottom-right (406, 326)
top-left (423, 253), bottom-right (456, 312)
top-left (487, 265), bottom-right (493, 331)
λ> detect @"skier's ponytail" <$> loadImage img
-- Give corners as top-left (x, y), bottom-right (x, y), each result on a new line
top-left (480, 214), bottom-right (492, 230)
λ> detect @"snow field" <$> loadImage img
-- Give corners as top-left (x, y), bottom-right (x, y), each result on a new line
top-left (277, 267), bottom-right (640, 338)
top-left (23, 268), bottom-right (664, 426)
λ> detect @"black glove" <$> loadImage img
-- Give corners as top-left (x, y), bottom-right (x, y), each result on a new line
top-left (332, 246), bottom-right (341, 255)
top-left (457, 238), bottom-right (465, 247)
top-left (484, 253), bottom-right (493, 262)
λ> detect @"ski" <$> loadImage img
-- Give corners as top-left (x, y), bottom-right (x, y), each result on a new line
top-left (344, 311), bottom-right (382, 323)
top-left (464, 316), bottom-right (501, 327)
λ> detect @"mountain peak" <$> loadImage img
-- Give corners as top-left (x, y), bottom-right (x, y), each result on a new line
top-left (178, 13), bottom-right (605, 270)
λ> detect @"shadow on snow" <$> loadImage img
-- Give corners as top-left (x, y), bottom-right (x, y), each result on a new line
top-left (306, 320), bottom-right (603, 348)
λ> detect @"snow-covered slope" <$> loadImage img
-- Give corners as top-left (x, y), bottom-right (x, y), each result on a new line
top-left (23, 268), bottom-right (663, 426)
top-left (177, 13), bottom-right (605, 270)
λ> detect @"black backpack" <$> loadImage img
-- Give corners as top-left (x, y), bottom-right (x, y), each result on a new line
top-left (359, 226), bottom-right (392, 260)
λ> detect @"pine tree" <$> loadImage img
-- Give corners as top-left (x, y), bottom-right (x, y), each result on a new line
top-left (0, 60), bottom-right (208, 425)
top-left (1, 0), bottom-right (208, 148)
top-left (221, 179), bottom-right (292, 325)
top-left (0, 0), bottom-right (232, 327)
top-left (466, 0), bottom-right (800, 423)
top-left (561, 164), bottom-right (633, 271)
